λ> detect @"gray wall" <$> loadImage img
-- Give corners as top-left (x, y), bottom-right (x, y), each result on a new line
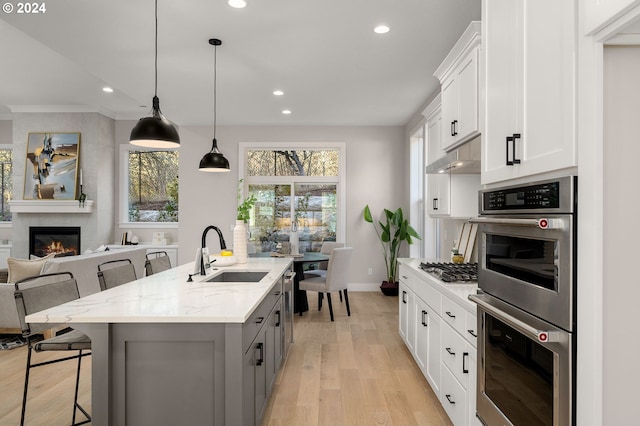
top-left (602, 45), bottom-right (640, 424)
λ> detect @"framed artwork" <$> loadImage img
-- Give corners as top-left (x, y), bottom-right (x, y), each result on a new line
top-left (23, 132), bottom-right (80, 200)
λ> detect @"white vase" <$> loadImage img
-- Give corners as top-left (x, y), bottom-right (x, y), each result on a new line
top-left (233, 220), bottom-right (248, 264)
top-left (290, 222), bottom-right (299, 255)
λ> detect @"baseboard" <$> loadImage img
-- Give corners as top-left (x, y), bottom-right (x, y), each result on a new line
top-left (347, 282), bottom-right (382, 292)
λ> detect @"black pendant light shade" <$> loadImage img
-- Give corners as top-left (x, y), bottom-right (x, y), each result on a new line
top-left (199, 38), bottom-right (230, 172)
top-left (199, 138), bottom-right (230, 172)
top-left (130, 96), bottom-right (180, 148)
top-left (130, 0), bottom-right (180, 148)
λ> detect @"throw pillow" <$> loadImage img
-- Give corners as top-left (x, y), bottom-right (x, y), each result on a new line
top-left (7, 253), bottom-right (56, 283)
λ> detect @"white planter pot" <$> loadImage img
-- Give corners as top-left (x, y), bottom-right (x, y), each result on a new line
top-left (233, 220), bottom-right (248, 264)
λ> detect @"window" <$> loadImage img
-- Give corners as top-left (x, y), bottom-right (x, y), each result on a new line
top-left (121, 146), bottom-right (179, 224)
top-left (0, 147), bottom-right (12, 222)
top-left (240, 143), bottom-right (345, 253)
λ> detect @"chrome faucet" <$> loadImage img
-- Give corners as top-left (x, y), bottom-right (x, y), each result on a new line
top-left (200, 225), bottom-right (227, 275)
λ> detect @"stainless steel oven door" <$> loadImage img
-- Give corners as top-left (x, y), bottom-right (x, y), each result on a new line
top-left (470, 293), bottom-right (573, 426)
top-left (470, 214), bottom-right (575, 332)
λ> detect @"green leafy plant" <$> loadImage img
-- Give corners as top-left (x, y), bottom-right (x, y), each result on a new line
top-left (237, 179), bottom-right (257, 222)
top-left (363, 205), bottom-right (420, 283)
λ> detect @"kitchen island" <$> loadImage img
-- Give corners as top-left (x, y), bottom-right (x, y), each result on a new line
top-left (26, 257), bottom-right (294, 426)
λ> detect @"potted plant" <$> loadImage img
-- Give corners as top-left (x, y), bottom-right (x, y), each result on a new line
top-left (363, 205), bottom-right (420, 295)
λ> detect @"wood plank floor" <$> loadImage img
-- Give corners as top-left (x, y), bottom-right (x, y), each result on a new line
top-left (0, 292), bottom-right (451, 425)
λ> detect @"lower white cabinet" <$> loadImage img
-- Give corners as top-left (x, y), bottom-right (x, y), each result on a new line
top-left (398, 262), bottom-right (478, 426)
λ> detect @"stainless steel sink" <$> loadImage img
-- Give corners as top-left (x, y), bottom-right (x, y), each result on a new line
top-left (206, 271), bottom-right (268, 282)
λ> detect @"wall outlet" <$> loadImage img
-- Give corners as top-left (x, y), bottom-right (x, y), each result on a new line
top-left (368, 268), bottom-right (373, 275)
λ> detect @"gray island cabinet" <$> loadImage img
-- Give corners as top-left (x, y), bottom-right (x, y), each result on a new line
top-left (26, 257), bottom-right (294, 426)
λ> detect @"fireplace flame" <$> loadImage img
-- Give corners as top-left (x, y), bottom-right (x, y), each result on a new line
top-left (43, 240), bottom-right (78, 256)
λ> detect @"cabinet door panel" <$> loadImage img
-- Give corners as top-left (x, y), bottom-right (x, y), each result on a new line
top-left (441, 78), bottom-right (458, 151)
top-left (456, 49), bottom-right (479, 143)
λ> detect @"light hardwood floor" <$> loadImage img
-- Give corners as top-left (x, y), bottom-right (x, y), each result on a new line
top-left (0, 292), bottom-right (451, 425)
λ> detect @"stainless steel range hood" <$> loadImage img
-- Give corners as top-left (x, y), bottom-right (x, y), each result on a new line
top-left (425, 136), bottom-right (481, 174)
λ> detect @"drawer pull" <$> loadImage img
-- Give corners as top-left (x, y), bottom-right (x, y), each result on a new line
top-left (467, 329), bottom-right (477, 338)
top-left (463, 352), bottom-right (469, 374)
top-left (274, 291), bottom-right (281, 296)
top-left (446, 347), bottom-right (455, 356)
top-left (256, 342), bottom-right (264, 366)
top-left (256, 316), bottom-right (265, 324)
top-left (275, 310), bottom-right (281, 327)
top-left (402, 291), bottom-right (407, 304)
top-left (445, 311), bottom-right (456, 319)
top-left (421, 310), bottom-right (428, 327)
top-left (445, 394), bottom-right (455, 405)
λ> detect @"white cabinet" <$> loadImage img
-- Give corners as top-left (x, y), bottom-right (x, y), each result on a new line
top-left (427, 173), bottom-right (480, 218)
top-left (424, 94), bottom-right (445, 163)
top-left (481, 0), bottom-right (577, 185)
top-left (434, 22), bottom-right (481, 152)
top-left (583, 0), bottom-right (640, 35)
top-left (398, 261), bottom-right (478, 426)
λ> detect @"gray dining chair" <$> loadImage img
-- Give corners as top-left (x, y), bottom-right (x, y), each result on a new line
top-left (304, 242), bottom-right (345, 305)
top-left (97, 258), bottom-right (137, 291)
top-left (14, 272), bottom-right (91, 426)
top-left (145, 251), bottom-right (172, 276)
top-left (299, 247), bottom-right (353, 321)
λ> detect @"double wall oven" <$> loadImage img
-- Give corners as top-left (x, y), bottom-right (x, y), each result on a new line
top-left (469, 176), bottom-right (576, 426)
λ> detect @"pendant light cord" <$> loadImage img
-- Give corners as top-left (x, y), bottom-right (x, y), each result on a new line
top-left (154, 0), bottom-right (158, 98)
top-left (213, 43), bottom-right (217, 141)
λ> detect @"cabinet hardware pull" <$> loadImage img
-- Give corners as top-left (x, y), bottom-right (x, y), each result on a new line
top-left (274, 291), bottom-right (281, 296)
top-left (463, 352), bottom-right (469, 374)
top-left (451, 121), bottom-right (455, 136)
top-left (433, 198), bottom-right (438, 210)
top-left (421, 310), bottom-right (427, 326)
top-left (445, 394), bottom-right (455, 405)
top-left (402, 291), bottom-right (407, 304)
top-left (446, 347), bottom-right (455, 356)
top-left (256, 316), bottom-right (265, 324)
top-left (275, 310), bottom-right (281, 327)
top-left (445, 311), bottom-right (455, 318)
top-left (468, 329), bottom-right (477, 338)
top-left (512, 133), bottom-right (521, 164)
top-left (256, 342), bottom-right (264, 366)
top-left (506, 135), bottom-right (514, 165)
top-left (452, 120), bottom-right (458, 136)
top-left (402, 275), bottom-right (408, 280)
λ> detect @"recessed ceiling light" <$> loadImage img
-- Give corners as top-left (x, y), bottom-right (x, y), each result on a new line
top-left (273, 90), bottom-right (284, 96)
top-left (374, 25), bottom-right (390, 34)
top-left (228, 0), bottom-right (246, 8)
top-left (102, 87), bottom-right (114, 93)
top-left (282, 110), bottom-right (292, 115)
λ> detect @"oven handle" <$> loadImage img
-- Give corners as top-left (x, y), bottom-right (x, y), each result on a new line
top-left (469, 293), bottom-right (563, 343)
top-left (469, 217), bottom-right (555, 229)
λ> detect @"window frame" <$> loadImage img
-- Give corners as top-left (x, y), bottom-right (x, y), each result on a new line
top-left (118, 144), bottom-right (179, 229)
top-left (0, 144), bottom-right (11, 227)
top-left (238, 142), bottom-right (346, 244)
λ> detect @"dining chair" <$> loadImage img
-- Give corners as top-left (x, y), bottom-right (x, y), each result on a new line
top-left (13, 272), bottom-right (91, 426)
top-left (97, 258), bottom-right (137, 291)
top-left (304, 242), bottom-right (345, 305)
top-left (145, 251), bottom-right (172, 276)
top-left (299, 247), bottom-right (353, 321)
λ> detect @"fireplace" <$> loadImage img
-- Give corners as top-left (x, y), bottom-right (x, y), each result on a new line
top-left (29, 226), bottom-right (81, 257)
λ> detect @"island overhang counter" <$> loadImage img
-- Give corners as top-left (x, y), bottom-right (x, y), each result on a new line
top-left (27, 257), bottom-right (294, 426)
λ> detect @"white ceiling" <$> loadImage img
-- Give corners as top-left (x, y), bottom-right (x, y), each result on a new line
top-left (0, 0), bottom-right (480, 127)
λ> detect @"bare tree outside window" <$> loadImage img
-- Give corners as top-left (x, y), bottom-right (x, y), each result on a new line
top-left (128, 151), bottom-right (179, 222)
top-left (247, 150), bottom-right (338, 177)
top-left (0, 149), bottom-right (12, 221)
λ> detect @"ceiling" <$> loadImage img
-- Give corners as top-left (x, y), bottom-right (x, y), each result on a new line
top-left (0, 0), bottom-right (480, 127)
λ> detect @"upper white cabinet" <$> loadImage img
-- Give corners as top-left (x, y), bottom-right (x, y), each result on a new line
top-left (434, 22), bottom-right (481, 153)
top-left (481, 0), bottom-right (577, 185)
top-left (423, 94), bottom-right (444, 163)
top-left (583, 0), bottom-right (640, 35)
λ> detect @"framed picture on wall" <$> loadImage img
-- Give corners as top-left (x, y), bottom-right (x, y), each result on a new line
top-left (23, 132), bottom-right (81, 200)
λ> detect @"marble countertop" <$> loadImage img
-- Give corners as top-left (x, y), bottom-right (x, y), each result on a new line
top-left (398, 258), bottom-right (479, 313)
top-left (26, 257), bottom-right (293, 324)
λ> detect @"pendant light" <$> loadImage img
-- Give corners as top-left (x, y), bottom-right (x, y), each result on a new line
top-left (199, 38), bottom-right (231, 172)
top-left (129, 0), bottom-right (180, 148)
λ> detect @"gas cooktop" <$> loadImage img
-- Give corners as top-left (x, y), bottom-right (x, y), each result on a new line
top-left (419, 262), bottom-right (478, 283)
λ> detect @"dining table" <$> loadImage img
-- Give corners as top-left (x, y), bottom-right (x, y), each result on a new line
top-left (250, 251), bottom-right (329, 314)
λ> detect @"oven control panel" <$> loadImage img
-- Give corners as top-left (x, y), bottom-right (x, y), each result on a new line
top-left (483, 182), bottom-right (560, 211)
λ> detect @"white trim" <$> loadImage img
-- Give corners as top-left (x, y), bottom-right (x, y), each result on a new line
top-left (9, 199), bottom-right (94, 213)
top-left (118, 222), bottom-right (178, 229)
top-left (347, 282), bottom-right (383, 292)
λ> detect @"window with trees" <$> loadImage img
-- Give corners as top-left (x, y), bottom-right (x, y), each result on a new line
top-left (126, 149), bottom-right (179, 223)
top-left (240, 144), bottom-right (345, 253)
top-left (0, 147), bottom-right (12, 222)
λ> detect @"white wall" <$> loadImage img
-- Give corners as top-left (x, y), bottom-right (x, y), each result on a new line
top-left (602, 45), bottom-right (640, 424)
top-left (176, 125), bottom-right (405, 286)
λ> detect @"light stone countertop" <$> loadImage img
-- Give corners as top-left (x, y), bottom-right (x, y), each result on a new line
top-left (26, 257), bottom-right (293, 324)
top-left (398, 258), bottom-right (479, 313)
